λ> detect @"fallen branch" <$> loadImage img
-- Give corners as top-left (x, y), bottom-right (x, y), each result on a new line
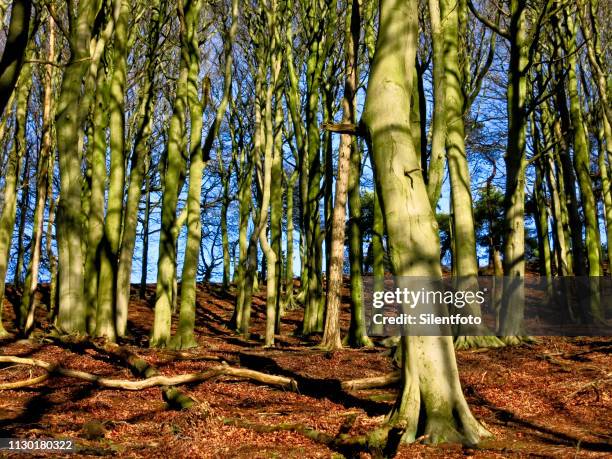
top-left (341, 372), bottom-right (400, 391)
top-left (0, 355), bottom-right (298, 392)
top-left (0, 372), bottom-right (49, 390)
top-left (44, 334), bottom-right (195, 408)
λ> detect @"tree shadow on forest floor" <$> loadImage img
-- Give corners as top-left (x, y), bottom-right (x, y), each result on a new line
top-left (237, 351), bottom-right (391, 417)
top-left (0, 383), bottom-right (95, 437)
top-left (470, 392), bottom-right (612, 452)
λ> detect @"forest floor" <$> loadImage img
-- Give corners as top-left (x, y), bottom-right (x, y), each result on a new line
top-left (0, 282), bottom-right (611, 458)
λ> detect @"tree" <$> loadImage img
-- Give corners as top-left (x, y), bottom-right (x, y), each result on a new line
top-left (321, 0), bottom-right (362, 350)
top-left (361, 0), bottom-right (490, 444)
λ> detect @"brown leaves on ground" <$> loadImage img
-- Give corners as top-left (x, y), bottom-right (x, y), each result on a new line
top-left (0, 283), bottom-right (611, 458)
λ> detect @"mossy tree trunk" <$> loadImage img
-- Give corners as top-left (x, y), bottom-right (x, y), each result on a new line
top-left (499, 0), bottom-right (528, 337)
top-left (362, 0), bottom-right (490, 445)
top-left (0, 70), bottom-right (30, 336)
top-left (562, 11), bottom-right (602, 277)
top-left (151, 50), bottom-right (190, 348)
top-left (55, 0), bottom-right (104, 334)
top-left (95, 0), bottom-right (130, 340)
top-left (115, 2), bottom-right (164, 335)
top-left (21, 17), bottom-right (56, 333)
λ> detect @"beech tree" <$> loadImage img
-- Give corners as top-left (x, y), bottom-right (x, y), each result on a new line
top-left (362, 0), bottom-right (490, 444)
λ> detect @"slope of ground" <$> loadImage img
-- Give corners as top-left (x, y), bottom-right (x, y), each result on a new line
top-left (0, 283), bottom-right (610, 458)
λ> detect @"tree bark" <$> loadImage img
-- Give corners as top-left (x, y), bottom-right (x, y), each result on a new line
top-left (499, 0), bottom-right (528, 337)
top-left (172, 0), bottom-right (205, 350)
top-left (21, 17), bottom-right (56, 334)
top-left (95, 0), bottom-right (131, 341)
top-left (322, 0), bottom-right (363, 351)
top-left (0, 0), bottom-right (31, 116)
top-left (361, 0), bottom-right (490, 445)
top-left (0, 70), bottom-right (30, 336)
top-left (55, 0), bottom-right (103, 334)
top-left (426, 0), bottom-right (447, 207)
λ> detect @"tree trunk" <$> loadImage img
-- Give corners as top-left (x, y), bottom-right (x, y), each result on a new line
top-left (115, 2), bottom-right (163, 337)
top-left (173, 0), bottom-right (205, 350)
top-left (95, 0), bottom-right (130, 340)
top-left (426, 0), bottom-right (446, 207)
top-left (323, 0), bottom-right (362, 350)
top-left (499, 0), bottom-right (528, 338)
top-left (442, 0), bottom-right (497, 348)
top-left (151, 59), bottom-right (189, 347)
top-left (21, 17), bottom-right (56, 334)
top-left (0, 73), bottom-right (30, 336)
top-left (597, 123), bottom-right (612, 270)
top-left (561, 10), bottom-right (602, 322)
top-left (14, 148), bottom-right (31, 291)
top-left (55, 1), bottom-right (101, 334)
top-left (0, 0), bottom-right (31, 116)
top-left (84, 68), bottom-right (108, 333)
top-left (368, 187), bottom-right (385, 336)
top-left (139, 169), bottom-right (151, 299)
top-left (361, 0), bottom-right (490, 445)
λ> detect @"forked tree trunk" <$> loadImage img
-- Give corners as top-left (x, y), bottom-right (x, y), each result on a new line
top-left (361, 0), bottom-right (490, 445)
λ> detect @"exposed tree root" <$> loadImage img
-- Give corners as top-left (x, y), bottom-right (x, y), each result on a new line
top-left (454, 335), bottom-right (506, 350)
top-left (157, 350), bottom-right (226, 364)
top-left (0, 355), bottom-right (299, 393)
top-left (499, 335), bottom-right (537, 346)
top-left (0, 372), bottom-right (49, 389)
top-left (341, 372), bottom-right (400, 391)
top-left (169, 334), bottom-right (199, 351)
top-left (223, 416), bottom-right (394, 458)
top-left (343, 334), bottom-right (374, 348)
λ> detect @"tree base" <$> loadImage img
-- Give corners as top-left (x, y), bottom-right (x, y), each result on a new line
top-left (149, 335), bottom-right (170, 349)
top-left (315, 340), bottom-right (342, 352)
top-left (344, 334), bottom-right (374, 348)
top-left (0, 325), bottom-right (11, 338)
top-left (170, 333), bottom-right (198, 350)
top-left (419, 408), bottom-right (491, 445)
top-left (387, 395), bottom-right (491, 446)
top-left (499, 335), bottom-right (537, 346)
top-left (454, 335), bottom-right (505, 350)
